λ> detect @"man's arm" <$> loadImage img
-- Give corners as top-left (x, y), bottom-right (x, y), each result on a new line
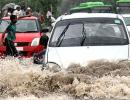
top-left (18, 14), bottom-right (32, 19)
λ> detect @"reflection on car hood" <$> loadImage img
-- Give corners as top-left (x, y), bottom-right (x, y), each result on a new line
top-left (15, 33), bottom-right (41, 42)
top-left (47, 45), bottom-right (129, 68)
top-left (0, 32), bottom-right (41, 43)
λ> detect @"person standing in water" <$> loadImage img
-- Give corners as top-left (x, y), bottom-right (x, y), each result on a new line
top-left (1, 15), bottom-right (18, 57)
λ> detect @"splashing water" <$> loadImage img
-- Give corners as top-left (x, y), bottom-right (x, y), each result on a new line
top-left (0, 57), bottom-right (130, 99)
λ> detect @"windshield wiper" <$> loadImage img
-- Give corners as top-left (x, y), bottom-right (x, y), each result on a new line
top-left (81, 24), bottom-right (87, 46)
top-left (55, 23), bottom-right (70, 47)
top-left (0, 20), bottom-right (10, 25)
top-left (2, 20), bottom-right (10, 24)
top-left (126, 24), bottom-right (130, 26)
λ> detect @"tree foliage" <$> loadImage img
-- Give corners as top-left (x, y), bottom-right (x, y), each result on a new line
top-left (0, 0), bottom-right (118, 17)
top-left (0, 0), bottom-right (61, 17)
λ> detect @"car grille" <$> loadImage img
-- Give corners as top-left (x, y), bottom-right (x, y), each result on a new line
top-left (3, 42), bottom-right (29, 46)
top-left (16, 42), bottom-right (29, 46)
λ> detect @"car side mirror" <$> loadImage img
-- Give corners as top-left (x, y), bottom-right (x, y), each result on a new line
top-left (39, 35), bottom-right (49, 47)
top-left (42, 28), bottom-right (49, 33)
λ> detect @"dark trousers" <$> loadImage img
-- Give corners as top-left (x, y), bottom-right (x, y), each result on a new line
top-left (5, 38), bottom-right (18, 57)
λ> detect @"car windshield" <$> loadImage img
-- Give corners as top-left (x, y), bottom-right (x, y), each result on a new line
top-left (123, 17), bottom-right (130, 26)
top-left (0, 19), bottom-right (38, 33)
top-left (49, 18), bottom-right (128, 47)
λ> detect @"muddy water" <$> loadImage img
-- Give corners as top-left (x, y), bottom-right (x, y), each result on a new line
top-left (0, 58), bottom-right (130, 100)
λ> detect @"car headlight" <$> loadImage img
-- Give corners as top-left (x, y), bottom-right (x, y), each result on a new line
top-left (43, 62), bottom-right (61, 72)
top-left (31, 38), bottom-right (40, 46)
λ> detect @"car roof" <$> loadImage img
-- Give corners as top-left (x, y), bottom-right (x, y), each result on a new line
top-left (121, 14), bottom-right (130, 17)
top-left (2, 16), bottom-right (38, 20)
top-left (56, 13), bottom-right (124, 21)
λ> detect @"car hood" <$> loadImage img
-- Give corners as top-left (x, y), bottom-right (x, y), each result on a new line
top-left (0, 33), bottom-right (41, 42)
top-left (15, 33), bottom-right (41, 42)
top-left (46, 45), bottom-right (129, 69)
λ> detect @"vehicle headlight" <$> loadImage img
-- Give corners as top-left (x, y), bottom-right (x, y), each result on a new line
top-left (43, 62), bottom-right (61, 72)
top-left (31, 38), bottom-right (40, 46)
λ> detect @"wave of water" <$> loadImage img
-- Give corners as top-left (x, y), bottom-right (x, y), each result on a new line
top-left (0, 57), bottom-right (130, 100)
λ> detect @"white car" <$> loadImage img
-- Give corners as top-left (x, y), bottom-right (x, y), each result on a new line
top-left (44, 13), bottom-right (130, 69)
top-left (122, 14), bottom-right (130, 32)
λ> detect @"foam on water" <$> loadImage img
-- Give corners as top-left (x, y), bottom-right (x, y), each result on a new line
top-left (0, 94), bottom-right (75, 100)
top-left (0, 57), bottom-right (130, 99)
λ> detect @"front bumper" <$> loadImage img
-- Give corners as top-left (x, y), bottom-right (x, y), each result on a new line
top-left (0, 45), bottom-right (44, 57)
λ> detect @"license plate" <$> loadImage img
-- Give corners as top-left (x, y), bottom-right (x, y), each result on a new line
top-left (16, 47), bottom-right (23, 51)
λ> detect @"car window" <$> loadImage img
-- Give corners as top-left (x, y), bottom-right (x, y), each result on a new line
top-left (0, 19), bottom-right (38, 33)
top-left (117, 7), bottom-right (130, 14)
top-left (52, 24), bottom-right (83, 42)
top-left (84, 23), bottom-right (125, 38)
top-left (123, 17), bottom-right (130, 26)
top-left (16, 20), bottom-right (38, 32)
top-left (0, 20), bottom-right (10, 32)
top-left (49, 18), bottom-right (128, 47)
top-left (91, 7), bottom-right (112, 13)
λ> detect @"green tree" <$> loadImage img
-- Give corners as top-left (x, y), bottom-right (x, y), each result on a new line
top-left (0, 0), bottom-right (61, 17)
top-left (24, 0), bottom-right (61, 18)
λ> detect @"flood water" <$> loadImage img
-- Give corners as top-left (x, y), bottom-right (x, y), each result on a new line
top-left (0, 57), bottom-right (130, 100)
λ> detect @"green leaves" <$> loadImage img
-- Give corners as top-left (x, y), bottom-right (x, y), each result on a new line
top-left (27, 0), bottom-right (61, 17)
top-left (0, 0), bottom-right (61, 17)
